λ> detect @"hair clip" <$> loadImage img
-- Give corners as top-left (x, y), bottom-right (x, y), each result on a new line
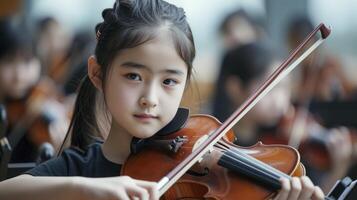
top-left (96, 30), bottom-right (101, 41)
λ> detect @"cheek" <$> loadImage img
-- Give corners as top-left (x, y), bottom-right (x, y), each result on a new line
top-left (160, 87), bottom-right (185, 121)
top-left (105, 83), bottom-right (138, 114)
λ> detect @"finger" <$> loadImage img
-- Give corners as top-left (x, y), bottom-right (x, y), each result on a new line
top-left (126, 185), bottom-right (149, 200)
top-left (287, 177), bottom-right (301, 200)
top-left (274, 177), bottom-right (290, 200)
top-left (298, 176), bottom-right (315, 200)
top-left (115, 189), bottom-right (131, 200)
top-left (135, 180), bottom-right (159, 200)
top-left (312, 186), bottom-right (324, 200)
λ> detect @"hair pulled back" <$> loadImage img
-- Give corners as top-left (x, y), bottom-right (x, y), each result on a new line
top-left (64, 0), bottom-right (196, 151)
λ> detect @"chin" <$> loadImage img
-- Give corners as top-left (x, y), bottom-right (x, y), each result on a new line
top-left (132, 129), bottom-right (157, 139)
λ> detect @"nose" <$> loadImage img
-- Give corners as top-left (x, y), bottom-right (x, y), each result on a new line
top-left (139, 97), bottom-right (157, 108)
top-left (139, 83), bottom-right (158, 109)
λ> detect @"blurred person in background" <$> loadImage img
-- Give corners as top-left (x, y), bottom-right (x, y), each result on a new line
top-left (0, 19), bottom-right (68, 164)
top-left (35, 17), bottom-right (71, 87)
top-left (286, 17), bottom-right (357, 188)
top-left (215, 42), bottom-right (354, 193)
top-left (219, 9), bottom-right (265, 50)
top-left (286, 16), bottom-right (356, 104)
top-left (212, 9), bottom-right (266, 121)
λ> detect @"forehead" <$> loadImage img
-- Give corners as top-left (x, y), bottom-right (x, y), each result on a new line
top-left (112, 31), bottom-right (187, 73)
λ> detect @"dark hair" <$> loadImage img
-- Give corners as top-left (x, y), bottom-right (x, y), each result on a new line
top-left (64, 0), bottom-right (196, 150)
top-left (212, 42), bottom-right (273, 121)
top-left (0, 19), bottom-right (34, 62)
top-left (223, 42), bottom-right (273, 86)
top-left (287, 16), bottom-right (314, 44)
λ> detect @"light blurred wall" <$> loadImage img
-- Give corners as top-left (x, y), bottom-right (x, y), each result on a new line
top-left (27, 0), bottom-right (265, 83)
top-left (309, 0), bottom-right (357, 82)
top-left (26, 0), bottom-right (357, 83)
top-left (28, 0), bottom-right (113, 33)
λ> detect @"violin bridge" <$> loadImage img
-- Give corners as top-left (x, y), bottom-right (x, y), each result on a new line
top-left (192, 134), bottom-right (213, 163)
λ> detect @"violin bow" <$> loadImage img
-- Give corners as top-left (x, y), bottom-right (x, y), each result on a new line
top-left (157, 23), bottom-right (331, 196)
top-left (287, 31), bottom-right (326, 148)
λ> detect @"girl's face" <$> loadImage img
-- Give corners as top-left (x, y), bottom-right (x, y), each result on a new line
top-left (104, 31), bottom-right (188, 139)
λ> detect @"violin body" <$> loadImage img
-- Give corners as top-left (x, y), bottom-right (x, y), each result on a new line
top-left (122, 115), bottom-right (305, 199)
top-left (5, 78), bottom-right (67, 154)
top-left (258, 111), bottom-right (330, 170)
top-left (6, 99), bottom-right (51, 147)
top-left (260, 108), bottom-right (357, 171)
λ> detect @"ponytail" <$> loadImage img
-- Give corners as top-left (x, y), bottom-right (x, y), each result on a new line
top-left (59, 75), bottom-right (101, 153)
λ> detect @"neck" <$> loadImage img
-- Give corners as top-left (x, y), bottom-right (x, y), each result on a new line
top-left (101, 121), bottom-right (132, 164)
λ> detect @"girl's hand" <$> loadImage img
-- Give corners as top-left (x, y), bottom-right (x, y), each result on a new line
top-left (75, 176), bottom-right (159, 200)
top-left (273, 176), bottom-right (324, 200)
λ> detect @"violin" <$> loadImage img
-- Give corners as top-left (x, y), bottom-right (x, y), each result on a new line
top-left (5, 77), bottom-right (67, 158)
top-left (122, 24), bottom-right (332, 199)
top-left (123, 114), bottom-right (305, 199)
top-left (259, 106), bottom-right (357, 171)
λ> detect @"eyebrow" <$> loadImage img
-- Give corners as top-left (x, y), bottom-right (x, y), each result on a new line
top-left (121, 61), bottom-right (185, 75)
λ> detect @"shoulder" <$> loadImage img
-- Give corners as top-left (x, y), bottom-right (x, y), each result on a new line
top-left (62, 143), bottom-right (102, 164)
top-left (26, 143), bottom-right (103, 176)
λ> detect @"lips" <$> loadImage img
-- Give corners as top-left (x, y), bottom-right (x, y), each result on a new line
top-left (133, 113), bottom-right (159, 119)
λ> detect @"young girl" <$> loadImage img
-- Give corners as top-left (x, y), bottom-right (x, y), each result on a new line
top-left (0, 1), bottom-right (325, 199)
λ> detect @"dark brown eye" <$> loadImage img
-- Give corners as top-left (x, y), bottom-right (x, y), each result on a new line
top-left (125, 73), bottom-right (141, 81)
top-left (163, 79), bottom-right (177, 86)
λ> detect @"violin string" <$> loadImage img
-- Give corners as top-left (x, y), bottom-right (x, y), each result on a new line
top-left (214, 141), bottom-right (230, 151)
top-left (214, 142), bottom-right (279, 180)
top-left (215, 141), bottom-right (290, 180)
top-left (214, 143), bottom-right (282, 188)
top-left (189, 137), bottom-right (290, 187)
top-left (229, 147), bottom-right (290, 179)
top-left (220, 150), bottom-right (283, 187)
top-left (217, 148), bottom-right (286, 190)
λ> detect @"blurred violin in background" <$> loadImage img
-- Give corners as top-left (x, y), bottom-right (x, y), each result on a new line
top-left (259, 106), bottom-right (357, 172)
top-left (5, 77), bottom-right (68, 158)
top-left (0, 19), bottom-right (69, 164)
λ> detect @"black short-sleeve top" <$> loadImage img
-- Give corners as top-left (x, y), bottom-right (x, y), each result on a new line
top-left (26, 143), bottom-right (122, 177)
